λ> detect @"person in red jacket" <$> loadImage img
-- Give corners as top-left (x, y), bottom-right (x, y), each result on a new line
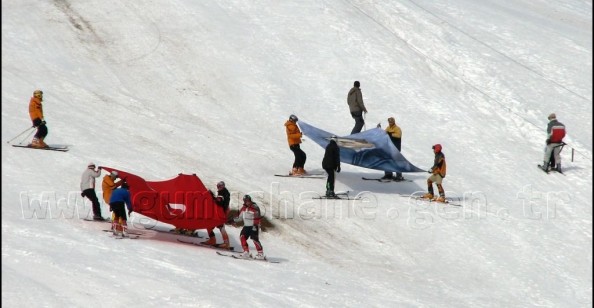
top-left (233, 195), bottom-right (265, 259)
top-left (541, 113), bottom-right (566, 172)
top-left (285, 114), bottom-right (307, 175)
top-left (29, 90), bottom-right (48, 148)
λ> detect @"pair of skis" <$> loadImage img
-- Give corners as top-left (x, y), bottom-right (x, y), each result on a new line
top-left (274, 173), bottom-right (325, 179)
top-left (361, 177), bottom-right (412, 182)
top-left (537, 164), bottom-right (565, 175)
top-left (176, 239), bottom-right (235, 251)
top-left (12, 144), bottom-right (70, 152)
top-left (312, 191), bottom-right (360, 200)
top-left (216, 251), bottom-right (280, 263)
top-left (398, 195), bottom-right (462, 207)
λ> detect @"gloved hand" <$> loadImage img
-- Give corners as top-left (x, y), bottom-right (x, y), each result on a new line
top-left (98, 166), bottom-right (102, 170)
top-left (80, 192), bottom-right (85, 197)
top-left (377, 123), bottom-right (381, 128)
top-left (546, 139), bottom-right (551, 145)
top-left (336, 165), bottom-right (341, 173)
top-left (41, 120), bottom-right (46, 125)
top-left (128, 210), bottom-right (133, 216)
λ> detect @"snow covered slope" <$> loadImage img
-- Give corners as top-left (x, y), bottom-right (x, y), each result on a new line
top-left (2, 0), bottom-right (591, 306)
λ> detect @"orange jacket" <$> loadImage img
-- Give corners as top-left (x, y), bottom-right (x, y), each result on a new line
top-left (29, 96), bottom-right (43, 121)
top-left (285, 120), bottom-right (302, 146)
top-left (102, 175), bottom-right (121, 204)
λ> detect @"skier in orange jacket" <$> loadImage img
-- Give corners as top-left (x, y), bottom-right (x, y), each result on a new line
top-left (29, 90), bottom-right (48, 148)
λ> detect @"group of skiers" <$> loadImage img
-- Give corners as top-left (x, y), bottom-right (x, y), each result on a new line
top-left (25, 87), bottom-right (565, 259)
top-left (79, 165), bottom-right (266, 258)
top-left (282, 82), bottom-right (566, 202)
top-left (80, 163), bottom-right (131, 236)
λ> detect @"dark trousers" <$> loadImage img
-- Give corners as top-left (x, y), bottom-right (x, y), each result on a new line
top-left (32, 119), bottom-right (48, 139)
top-left (385, 137), bottom-right (403, 178)
top-left (240, 225), bottom-right (262, 252)
top-left (290, 144), bottom-right (306, 168)
top-left (82, 188), bottom-right (101, 217)
top-left (110, 201), bottom-right (127, 222)
top-left (324, 168), bottom-right (335, 192)
top-left (350, 111), bottom-right (365, 134)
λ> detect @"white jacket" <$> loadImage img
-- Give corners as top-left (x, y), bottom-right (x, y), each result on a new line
top-left (80, 168), bottom-right (101, 191)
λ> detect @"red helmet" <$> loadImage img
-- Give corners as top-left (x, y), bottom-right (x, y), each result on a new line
top-left (432, 144), bottom-right (442, 153)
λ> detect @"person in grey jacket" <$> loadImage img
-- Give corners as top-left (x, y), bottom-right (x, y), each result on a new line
top-left (347, 81), bottom-right (368, 134)
top-left (80, 162), bottom-right (104, 220)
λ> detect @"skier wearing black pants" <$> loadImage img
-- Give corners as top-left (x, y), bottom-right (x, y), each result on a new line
top-left (322, 136), bottom-right (341, 197)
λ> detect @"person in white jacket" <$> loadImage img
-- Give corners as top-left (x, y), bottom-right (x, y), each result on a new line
top-left (80, 162), bottom-right (104, 220)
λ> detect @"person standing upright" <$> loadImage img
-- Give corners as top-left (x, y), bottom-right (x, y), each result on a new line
top-left (233, 195), bottom-right (265, 260)
top-left (284, 114), bottom-right (307, 175)
top-left (541, 113), bottom-right (566, 172)
top-left (29, 89), bottom-right (48, 148)
top-left (382, 117), bottom-right (404, 180)
top-left (322, 136), bottom-right (341, 198)
top-left (423, 144), bottom-right (447, 202)
top-left (80, 162), bottom-right (104, 220)
top-left (347, 81), bottom-right (368, 134)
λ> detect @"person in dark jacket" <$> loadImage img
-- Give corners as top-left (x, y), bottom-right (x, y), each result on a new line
top-left (203, 181), bottom-right (231, 248)
top-left (322, 136), bottom-right (341, 197)
top-left (110, 182), bottom-right (132, 238)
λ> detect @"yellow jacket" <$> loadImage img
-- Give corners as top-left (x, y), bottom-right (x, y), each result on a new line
top-left (385, 124), bottom-right (401, 139)
top-left (285, 120), bottom-right (302, 146)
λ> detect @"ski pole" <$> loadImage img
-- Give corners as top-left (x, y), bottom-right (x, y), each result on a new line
top-left (363, 112), bottom-right (367, 131)
top-left (6, 126), bottom-right (35, 144)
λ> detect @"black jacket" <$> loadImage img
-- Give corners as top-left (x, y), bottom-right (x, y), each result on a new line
top-left (322, 140), bottom-right (340, 170)
top-left (214, 188), bottom-right (230, 212)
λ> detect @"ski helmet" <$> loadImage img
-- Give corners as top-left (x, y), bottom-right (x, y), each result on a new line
top-left (432, 144), bottom-right (442, 153)
top-left (110, 171), bottom-right (119, 178)
top-left (289, 114), bottom-right (298, 122)
top-left (217, 181), bottom-right (225, 189)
